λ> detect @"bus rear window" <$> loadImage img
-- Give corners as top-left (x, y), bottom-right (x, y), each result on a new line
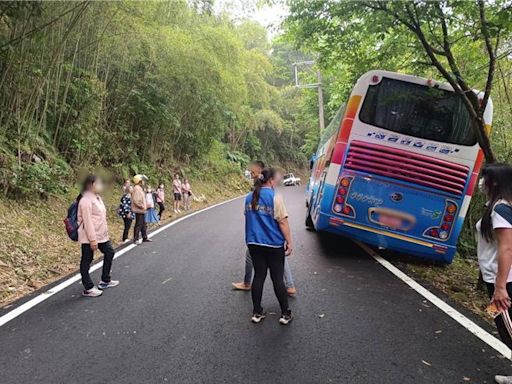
top-left (359, 77), bottom-right (476, 146)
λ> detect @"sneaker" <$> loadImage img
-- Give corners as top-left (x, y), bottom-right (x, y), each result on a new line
top-left (134, 239), bottom-right (142, 245)
top-left (496, 376), bottom-right (512, 384)
top-left (251, 313), bottom-right (266, 324)
top-left (279, 311), bottom-right (293, 325)
top-left (123, 239), bottom-right (130, 244)
top-left (232, 282), bottom-right (251, 291)
top-left (98, 280), bottom-right (119, 290)
top-left (142, 238), bottom-right (153, 243)
top-left (82, 287), bottom-right (103, 297)
top-left (287, 287), bottom-right (297, 296)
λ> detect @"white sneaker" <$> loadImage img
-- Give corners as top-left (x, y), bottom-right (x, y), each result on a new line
top-left (98, 280), bottom-right (119, 290)
top-left (495, 376), bottom-right (512, 384)
top-left (251, 313), bottom-right (266, 324)
top-left (123, 239), bottom-right (130, 244)
top-left (82, 287), bottom-right (103, 297)
top-left (134, 239), bottom-right (142, 245)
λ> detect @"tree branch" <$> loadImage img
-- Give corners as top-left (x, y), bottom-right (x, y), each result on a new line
top-left (478, 0), bottom-right (496, 115)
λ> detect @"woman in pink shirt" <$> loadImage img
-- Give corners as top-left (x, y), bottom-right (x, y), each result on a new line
top-left (77, 175), bottom-right (119, 297)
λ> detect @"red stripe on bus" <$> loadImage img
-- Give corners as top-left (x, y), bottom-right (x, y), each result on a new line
top-left (331, 143), bottom-right (347, 164)
top-left (467, 149), bottom-right (485, 196)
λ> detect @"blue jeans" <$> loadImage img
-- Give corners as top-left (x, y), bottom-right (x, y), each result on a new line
top-left (244, 248), bottom-right (295, 288)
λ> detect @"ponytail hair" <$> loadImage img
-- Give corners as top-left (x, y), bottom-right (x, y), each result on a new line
top-left (251, 167), bottom-right (277, 210)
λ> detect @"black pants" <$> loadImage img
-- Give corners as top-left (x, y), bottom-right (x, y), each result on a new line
top-left (157, 202), bottom-right (165, 219)
top-left (122, 218), bottom-right (132, 241)
top-left (248, 244), bottom-right (289, 315)
top-left (486, 282), bottom-right (512, 349)
top-left (133, 213), bottom-right (148, 241)
top-left (80, 241), bottom-right (114, 290)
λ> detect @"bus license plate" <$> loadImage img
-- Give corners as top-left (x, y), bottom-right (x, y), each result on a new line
top-left (379, 214), bottom-right (403, 229)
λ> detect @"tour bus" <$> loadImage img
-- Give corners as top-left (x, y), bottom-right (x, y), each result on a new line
top-left (305, 70), bottom-right (493, 263)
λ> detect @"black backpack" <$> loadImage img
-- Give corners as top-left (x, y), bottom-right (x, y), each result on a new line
top-left (64, 200), bottom-right (80, 241)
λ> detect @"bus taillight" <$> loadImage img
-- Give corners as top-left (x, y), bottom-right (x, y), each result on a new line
top-left (423, 200), bottom-right (458, 242)
top-left (332, 176), bottom-right (356, 218)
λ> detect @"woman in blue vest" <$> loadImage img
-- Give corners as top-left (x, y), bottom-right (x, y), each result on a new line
top-left (476, 163), bottom-right (512, 384)
top-left (245, 167), bottom-right (293, 325)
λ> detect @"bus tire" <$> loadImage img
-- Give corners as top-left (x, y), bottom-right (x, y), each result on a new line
top-left (305, 212), bottom-right (315, 230)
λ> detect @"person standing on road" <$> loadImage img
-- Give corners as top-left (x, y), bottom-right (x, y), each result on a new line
top-left (145, 186), bottom-right (160, 225)
top-left (245, 167), bottom-right (293, 325)
top-left (132, 174), bottom-right (152, 244)
top-left (144, 185), bottom-right (159, 224)
top-left (78, 174), bottom-right (119, 297)
top-left (156, 183), bottom-right (166, 220)
top-left (182, 178), bottom-right (192, 211)
top-left (475, 164), bottom-right (512, 384)
top-left (173, 173), bottom-right (182, 213)
top-left (118, 184), bottom-right (134, 243)
top-left (233, 161), bottom-right (297, 296)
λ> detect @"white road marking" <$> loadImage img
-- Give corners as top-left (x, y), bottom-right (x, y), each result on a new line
top-left (0, 195), bottom-right (243, 327)
top-left (161, 277), bottom-right (173, 285)
top-left (355, 240), bottom-right (511, 360)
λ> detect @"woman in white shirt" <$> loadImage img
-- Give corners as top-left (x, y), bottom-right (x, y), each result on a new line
top-left (476, 164), bottom-right (512, 384)
top-left (145, 186), bottom-right (160, 225)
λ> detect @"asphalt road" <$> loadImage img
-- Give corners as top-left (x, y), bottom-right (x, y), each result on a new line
top-left (1, 187), bottom-right (512, 384)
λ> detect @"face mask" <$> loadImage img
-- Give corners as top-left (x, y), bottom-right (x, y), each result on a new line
top-left (478, 178), bottom-right (486, 194)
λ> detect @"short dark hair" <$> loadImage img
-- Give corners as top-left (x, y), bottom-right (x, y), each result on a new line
top-left (252, 160), bottom-right (265, 169)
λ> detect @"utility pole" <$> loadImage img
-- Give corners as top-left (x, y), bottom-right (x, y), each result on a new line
top-left (316, 70), bottom-right (325, 132)
top-left (292, 61), bottom-right (325, 132)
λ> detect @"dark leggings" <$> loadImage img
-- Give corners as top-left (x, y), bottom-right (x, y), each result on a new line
top-left (248, 244), bottom-right (289, 315)
top-left (157, 202), bottom-right (165, 219)
top-left (122, 218), bottom-right (132, 241)
top-left (80, 241), bottom-right (114, 290)
top-left (486, 282), bottom-right (512, 349)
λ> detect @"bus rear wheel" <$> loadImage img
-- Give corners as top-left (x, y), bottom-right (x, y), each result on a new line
top-left (305, 211), bottom-right (315, 230)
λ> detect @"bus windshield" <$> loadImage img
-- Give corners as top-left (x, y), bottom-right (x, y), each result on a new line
top-left (359, 77), bottom-right (476, 146)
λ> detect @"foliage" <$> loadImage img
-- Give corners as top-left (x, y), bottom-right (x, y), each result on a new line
top-left (286, 0), bottom-right (512, 162)
top-left (0, 1), bottom-right (315, 199)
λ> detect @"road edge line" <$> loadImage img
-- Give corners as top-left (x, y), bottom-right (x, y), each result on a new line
top-left (0, 195), bottom-right (243, 327)
top-left (355, 240), bottom-right (511, 360)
